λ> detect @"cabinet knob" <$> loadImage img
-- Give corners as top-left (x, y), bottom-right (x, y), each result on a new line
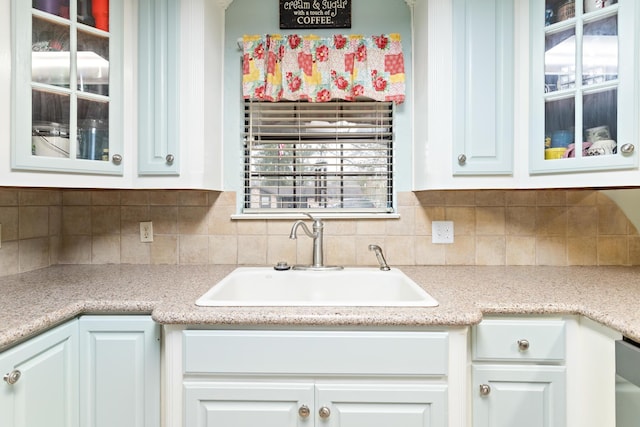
top-left (298, 405), bottom-right (310, 418)
top-left (457, 154), bottom-right (467, 165)
top-left (3, 370), bottom-right (21, 385)
top-left (166, 154), bottom-right (175, 165)
top-left (319, 406), bottom-right (331, 419)
top-left (620, 143), bottom-right (635, 155)
top-left (517, 339), bottom-right (530, 351)
top-left (111, 154), bottom-right (123, 165)
top-left (479, 384), bottom-right (491, 396)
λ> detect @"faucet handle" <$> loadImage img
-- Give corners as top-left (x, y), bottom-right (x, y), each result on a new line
top-left (303, 212), bottom-right (323, 224)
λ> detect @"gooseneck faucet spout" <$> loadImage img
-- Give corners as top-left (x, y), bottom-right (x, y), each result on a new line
top-left (289, 213), bottom-right (342, 270)
top-left (289, 213), bottom-right (324, 268)
top-left (369, 244), bottom-right (391, 271)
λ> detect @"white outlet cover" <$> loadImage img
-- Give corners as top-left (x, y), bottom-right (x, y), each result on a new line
top-left (432, 221), bottom-right (454, 244)
top-left (140, 221), bottom-right (154, 243)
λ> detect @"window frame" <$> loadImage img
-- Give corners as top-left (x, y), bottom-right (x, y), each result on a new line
top-left (241, 99), bottom-right (396, 216)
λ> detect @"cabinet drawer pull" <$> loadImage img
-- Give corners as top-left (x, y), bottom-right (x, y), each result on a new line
top-left (166, 154), bottom-right (175, 164)
top-left (479, 384), bottom-right (491, 396)
top-left (111, 154), bottom-right (123, 165)
top-left (457, 154), bottom-right (467, 165)
top-left (3, 370), bottom-right (21, 385)
top-left (517, 339), bottom-right (530, 351)
top-left (298, 405), bottom-right (310, 418)
top-left (319, 406), bottom-right (331, 419)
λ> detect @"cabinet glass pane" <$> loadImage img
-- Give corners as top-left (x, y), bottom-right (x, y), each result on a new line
top-left (545, 0), bottom-right (575, 25)
top-left (32, 17), bottom-right (70, 87)
top-left (29, 0), bottom-right (112, 164)
top-left (77, 30), bottom-right (109, 95)
top-left (32, 91), bottom-right (71, 158)
top-left (77, 0), bottom-right (109, 31)
top-left (583, 88), bottom-right (617, 156)
top-left (539, 1), bottom-right (625, 164)
top-left (545, 96), bottom-right (575, 160)
top-left (32, 0), bottom-right (70, 18)
top-left (583, 15), bottom-right (617, 86)
top-left (77, 99), bottom-right (109, 160)
top-left (545, 27), bottom-right (576, 93)
top-left (584, 0), bottom-right (617, 14)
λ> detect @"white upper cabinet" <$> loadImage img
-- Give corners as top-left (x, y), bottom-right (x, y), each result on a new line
top-left (452, 0), bottom-right (514, 176)
top-left (133, 0), bottom-right (225, 190)
top-left (413, 0), bottom-right (640, 190)
top-left (529, 0), bottom-right (639, 175)
top-left (133, 0), bottom-right (226, 189)
top-left (137, 0), bottom-right (180, 176)
top-left (1, 0), bottom-right (224, 190)
top-left (10, 0), bottom-right (127, 177)
top-left (413, 0), bottom-right (520, 190)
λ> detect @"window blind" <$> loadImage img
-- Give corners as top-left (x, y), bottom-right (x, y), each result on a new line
top-left (243, 100), bottom-right (394, 214)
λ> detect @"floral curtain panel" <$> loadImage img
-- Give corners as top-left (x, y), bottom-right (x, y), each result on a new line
top-left (242, 33), bottom-right (406, 104)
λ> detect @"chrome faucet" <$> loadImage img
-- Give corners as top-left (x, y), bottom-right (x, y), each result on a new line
top-left (289, 213), bottom-right (342, 270)
top-left (369, 244), bottom-right (391, 271)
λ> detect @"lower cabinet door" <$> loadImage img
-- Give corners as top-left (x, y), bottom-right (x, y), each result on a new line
top-left (0, 320), bottom-right (78, 427)
top-left (315, 383), bottom-right (448, 427)
top-left (472, 365), bottom-right (566, 427)
top-left (79, 315), bottom-right (161, 427)
top-left (183, 381), bottom-right (315, 427)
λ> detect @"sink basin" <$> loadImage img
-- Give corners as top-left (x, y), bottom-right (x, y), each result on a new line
top-left (196, 267), bottom-right (438, 307)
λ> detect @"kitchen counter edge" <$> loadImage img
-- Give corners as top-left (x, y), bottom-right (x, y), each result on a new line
top-left (1, 264), bottom-right (639, 351)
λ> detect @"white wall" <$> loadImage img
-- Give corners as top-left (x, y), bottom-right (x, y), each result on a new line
top-left (602, 189), bottom-right (640, 232)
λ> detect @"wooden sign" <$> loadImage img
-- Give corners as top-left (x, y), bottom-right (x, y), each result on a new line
top-left (279, 0), bottom-right (351, 29)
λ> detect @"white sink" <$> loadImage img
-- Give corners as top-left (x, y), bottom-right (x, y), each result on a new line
top-left (196, 267), bottom-right (439, 307)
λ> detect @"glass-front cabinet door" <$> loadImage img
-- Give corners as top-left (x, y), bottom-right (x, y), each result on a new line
top-left (529, 0), bottom-right (639, 174)
top-left (11, 0), bottom-right (123, 174)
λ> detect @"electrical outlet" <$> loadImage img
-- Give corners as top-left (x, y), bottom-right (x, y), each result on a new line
top-left (432, 221), bottom-right (454, 244)
top-left (140, 221), bottom-right (153, 243)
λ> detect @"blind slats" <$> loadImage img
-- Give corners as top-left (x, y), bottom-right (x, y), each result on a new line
top-left (244, 100), bottom-right (394, 213)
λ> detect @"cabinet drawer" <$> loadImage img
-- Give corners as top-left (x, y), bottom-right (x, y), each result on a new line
top-left (183, 330), bottom-right (448, 376)
top-left (473, 319), bottom-right (565, 362)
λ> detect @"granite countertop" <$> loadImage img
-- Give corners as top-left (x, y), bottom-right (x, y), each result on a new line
top-left (1, 264), bottom-right (639, 351)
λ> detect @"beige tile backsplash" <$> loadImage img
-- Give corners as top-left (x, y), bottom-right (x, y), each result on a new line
top-left (1, 187), bottom-right (639, 277)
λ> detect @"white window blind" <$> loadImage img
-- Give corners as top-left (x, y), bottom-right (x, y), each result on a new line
top-left (243, 100), bottom-right (394, 214)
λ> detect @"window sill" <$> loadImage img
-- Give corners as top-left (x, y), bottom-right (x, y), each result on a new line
top-left (231, 213), bottom-right (401, 220)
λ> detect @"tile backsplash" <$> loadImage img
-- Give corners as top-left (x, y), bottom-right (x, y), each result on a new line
top-left (0, 187), bottom-right (638, 277)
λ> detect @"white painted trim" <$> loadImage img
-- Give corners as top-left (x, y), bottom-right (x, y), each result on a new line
top-left (162, 325), bottom-right (185, 427)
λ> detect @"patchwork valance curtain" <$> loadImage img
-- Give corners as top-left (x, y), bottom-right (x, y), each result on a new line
top-left (242, 33), bottom-right (406, 104)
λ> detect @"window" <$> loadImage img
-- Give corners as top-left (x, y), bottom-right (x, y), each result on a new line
top-left (243, 100), bottom-right (394, 214)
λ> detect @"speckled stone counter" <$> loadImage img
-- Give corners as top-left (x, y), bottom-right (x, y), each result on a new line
top-left (1, 264), bottom-right (639, 351)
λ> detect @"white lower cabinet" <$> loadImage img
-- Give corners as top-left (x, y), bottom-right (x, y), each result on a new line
top-left (79, 315), bottom-right (161, 427)
top-left (184, 381), bottom-right (447, 427)
top-left (472, 365), bottom-right (566, 427)
top-left (0, 315), bottom-right (160, 427)
top-left (0, 320), bottom-right (79, 427)
top-left (174, 329), bottom-right (450, 427)
top-left (184, 381), bottom-right (315, 427)
top-left (315, 382), bottom-right (447, 427)
top-left (472, 318), bottom-right (567, 427)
